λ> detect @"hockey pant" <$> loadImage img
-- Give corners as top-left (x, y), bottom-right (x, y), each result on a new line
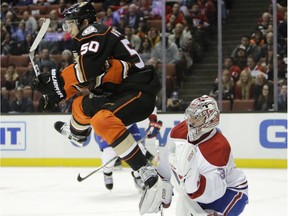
top-left (70, 90), bottom-right (155, 171)
top-left (199, 189), bottom-right (248, 216)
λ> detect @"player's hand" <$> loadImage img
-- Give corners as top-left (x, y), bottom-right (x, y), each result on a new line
top-left (146, 114), bottom-right (162, 138)
top-left (38, 95), bottom-right (61, 112)
top-left (33, 69), bottom-right (66, 101)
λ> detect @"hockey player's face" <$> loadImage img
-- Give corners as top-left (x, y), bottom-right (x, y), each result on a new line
top-left (186, 115), bottom-right (205, 129)
top-left (63, 20), bottom-right (79, 37)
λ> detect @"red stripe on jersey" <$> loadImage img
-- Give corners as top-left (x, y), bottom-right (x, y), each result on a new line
top-left (170, 121), bottom-right (188, 140)
top-left (223, 192), bottom-right (243, 215)
top-left (198, 131), bottom-right (231, 166)
top-left (187, 175), bottom-right (206, 199)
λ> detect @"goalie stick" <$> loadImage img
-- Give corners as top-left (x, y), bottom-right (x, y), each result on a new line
top-left (28, 18), bottom-right (50, 76)
top-left (77, 134), bottom-right (150, 182)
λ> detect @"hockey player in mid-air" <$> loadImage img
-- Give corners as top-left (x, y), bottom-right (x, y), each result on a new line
top-left (151, 95), bottom-right (249, 215)
top-left (33, 2), bottom-right (172, 215)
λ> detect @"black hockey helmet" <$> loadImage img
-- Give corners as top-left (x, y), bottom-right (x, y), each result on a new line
top-left (63, 2), bottom-right (96, 27)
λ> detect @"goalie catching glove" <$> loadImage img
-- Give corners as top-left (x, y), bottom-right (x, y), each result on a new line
top-left (33, 69), bottom-right (66, 111)
top-left (146, 114), bottom-right (162, 138)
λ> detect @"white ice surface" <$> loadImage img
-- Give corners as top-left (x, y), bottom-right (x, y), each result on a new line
top-left (0, 167), bottom-right (287, 216)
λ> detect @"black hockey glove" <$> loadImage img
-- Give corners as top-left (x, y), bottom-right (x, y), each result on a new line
top-left (146, 114), bottom-right (162, 138)
top-left (38, 95), bottom-right (61, 112)
top-left (33, 69), bottom-right (66, 101)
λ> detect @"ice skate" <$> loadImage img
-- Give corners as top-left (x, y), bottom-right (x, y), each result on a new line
top-left (54, 121), bottom-right (91, 147)
top-left (103, 172), bottom-right (113, 190)
top-left (138, 162), bottom-right (158, 188)
top-left (131, 171), bottom-right (145, 192)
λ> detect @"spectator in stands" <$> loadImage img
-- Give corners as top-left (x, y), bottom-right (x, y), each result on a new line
top-left (12, 20), bottom-right (27, 43)
top-left (196, 0), bottom-right (216, 24)
top-left (277, 82), bottom-right (287, 111)
top-left (57, 0), bottom-right (68, 19)
top-left (57, 49), bottom-right (73, 72)
top-left (1, 2), bottom-right (9, 22)
top-left (153, 32), bottom-right (181, 70)
top-left (36, 48), bottom-right (57, 71)
top-left (168, 23), bottom-right (192, 84)
top-left (166, 90), bottom-right (186, 112)
top-left (265, 55), bottom-right (288, 83)
top-left (4, 11), bottom-right (17, 36)
top-left (18, 62), bottom-right (34, 88)
top-left (124, 25), bottom-right (141, 52)
top-left (189, 3), bottom-right (210, 50)
top-left (138, 36), bottom-right (155, 65)
top-left (153, 33), bottom-right (183, 88)
top-left (138, 0), bottom-right (152, 18)
top-left (231, 35), bottom-right (253, 59)
top-left (254, 84), bottom-right (273, 111)
top-left (255, 12), bottom-right (271, 36)
top-left (233, 45), bottom-right (248, 70)
top-left (223, 56), bottom-right (241, 83)
top-left (252, 73), bottom-right (271, 103)
top-left (1, 32), bottom-right (18, 55)
top-left (17, 32), bottom-right (33, 55)
top-left (249, 30), bottom-right (265, 62)
top-left (124, 3), bottom-right (143, 31)
top-left (166, 3), bottom-right (184, 26)
top-left (147, 27), bottom-right (160, 48)
top-left (22, 10), bottom-right (37, 34)
top-left (245, 55), bottom-right (267, 79)
top-left (1, 64), bottom-right (19, 90)
top-left (101, 6), bottom-right (118, 27)
top-left (166, 14), bottom-right (177, 33)
top-left (234, 69), bottom-right (254, 100)
top-left (210, 69), bottom-right (234, 101)
top-left (182, 15), bottom-right (204, 63)
top-left (1, 88), bottom-right (10, 113)
top-left (10, 87), bottom-right (34, 113)
top-left (259, 32), bottom-right (285, 67)
top-left (49, 9), bottom-right (62, 32)
top-left (136, 16), bottom-right (148, 38)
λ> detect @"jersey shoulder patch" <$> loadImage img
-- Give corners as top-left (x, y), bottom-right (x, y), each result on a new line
top-left (82, 26), bottom-right (98, 36)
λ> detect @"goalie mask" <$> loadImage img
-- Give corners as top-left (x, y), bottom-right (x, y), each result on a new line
top-left (185, 95), bottom-right (220, 141)
top-left (63, 2), bottom-right (96, 32)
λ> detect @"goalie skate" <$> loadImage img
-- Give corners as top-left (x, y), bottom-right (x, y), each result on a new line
top-left (54, 121), bottom-right (91, 147)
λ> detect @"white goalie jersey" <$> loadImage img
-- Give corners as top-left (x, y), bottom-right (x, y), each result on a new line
top-left (157, 120), bottom-right (248, 204)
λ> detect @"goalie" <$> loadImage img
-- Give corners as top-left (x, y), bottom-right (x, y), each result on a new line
top-left (149, 95), bottom-right (249, 215)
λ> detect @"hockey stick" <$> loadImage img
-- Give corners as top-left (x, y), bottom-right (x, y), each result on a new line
top-left (77, 156), bottom-right (118, 182)
top-left (28, 18), bottom-right (50, 76)
top-left (77, 134), bottom-right (149, 182)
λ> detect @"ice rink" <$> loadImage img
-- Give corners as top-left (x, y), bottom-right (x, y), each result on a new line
top-left (0, 167), bottom-right (287, 216)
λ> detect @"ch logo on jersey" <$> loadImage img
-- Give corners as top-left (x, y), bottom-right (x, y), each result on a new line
top-left (82, 26), bottom-right (98, 36)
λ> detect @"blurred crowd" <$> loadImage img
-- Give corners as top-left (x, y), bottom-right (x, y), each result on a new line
top-left (0, 0), bottom-right (286, 113)
top-left (209, 1), bottom-right (287, 112)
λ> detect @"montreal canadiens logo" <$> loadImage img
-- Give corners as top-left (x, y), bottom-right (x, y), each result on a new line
top-left (82, 26), bottom-right (97, 36)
